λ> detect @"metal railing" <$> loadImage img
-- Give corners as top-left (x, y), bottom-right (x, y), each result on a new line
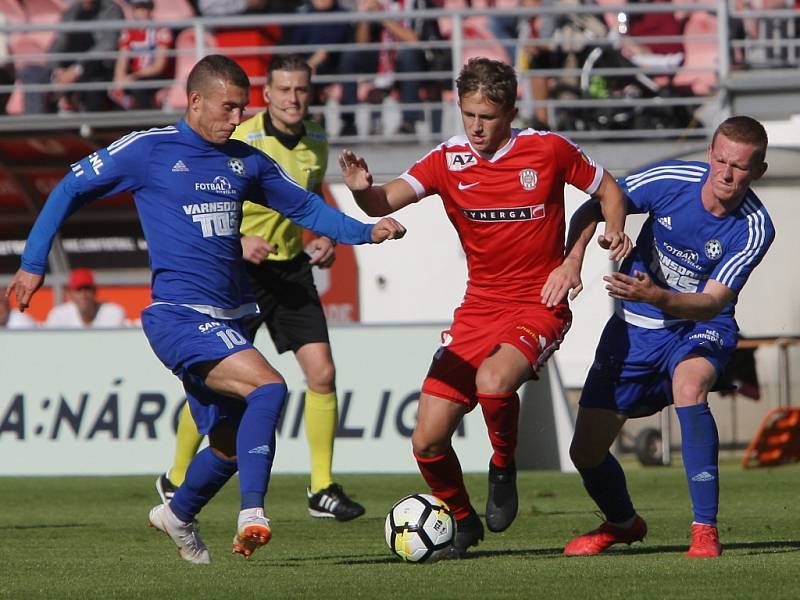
top-left (0, 2), bottom-right (797, 141)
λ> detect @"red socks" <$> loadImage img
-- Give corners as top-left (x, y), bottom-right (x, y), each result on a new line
top-left (414, 448), bottom-right (473, 520)
top-left (478, 391), bottom-right (519, 469)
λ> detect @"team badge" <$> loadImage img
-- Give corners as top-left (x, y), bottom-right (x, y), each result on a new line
top-left (227, 157), bottom-right (246, 176)
top-left (704, 239), bottom-right (723, 260)
top-left (519, 168), bottom-right (538, 191)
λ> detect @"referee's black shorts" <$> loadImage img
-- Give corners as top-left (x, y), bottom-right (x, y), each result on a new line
top-left (242, 253), bottom-right (329, 354)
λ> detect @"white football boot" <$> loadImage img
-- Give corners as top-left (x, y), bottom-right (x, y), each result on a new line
top-left (232, 507), bottom-right (272, 558)
top-left (148, 503), bottom-right (211, 565)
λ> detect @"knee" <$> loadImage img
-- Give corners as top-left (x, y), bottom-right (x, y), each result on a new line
top-left (411, 428), bottom-right (449, 458)
top-left (569, 439), bottom-right (603, 470)
top-left (306, 362), bottom-right (336, 394)
top-left (673, 380), bottom-right (707, 407)
top-left (475, 366), bottom-right (513, 395)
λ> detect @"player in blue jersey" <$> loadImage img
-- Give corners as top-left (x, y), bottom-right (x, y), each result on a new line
top-left (6, 54), bottom-right (406, 565)
top-left (561, 116), bottom-right (773, 559)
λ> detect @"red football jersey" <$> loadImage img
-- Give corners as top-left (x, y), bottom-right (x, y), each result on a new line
top-left (402, 129), bottom-right (603, 303)
top-left (119, 27), bottom-right (173, 73)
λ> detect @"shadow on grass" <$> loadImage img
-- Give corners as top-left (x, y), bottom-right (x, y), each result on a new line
top-left (0, 523), bottom-right (89, 530)
top-left (577, 539), bottom-right (800, 557)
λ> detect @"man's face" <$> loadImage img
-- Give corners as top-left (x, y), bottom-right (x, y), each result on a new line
top-left (70, 286), bottom-right (97, 316)
top-left (706, 134), bottom-right (767, 204)
top-left (264, 69), bottom-right (311, 134)
top-left (190, 78), bottom-right (249, 145)
top-left (459, 92), bottom-right (517, 155)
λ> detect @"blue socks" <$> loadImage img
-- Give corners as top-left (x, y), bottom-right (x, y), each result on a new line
top-left (237, 382), bottom-right (287, 510)
top-left (676, 403), bottom-right (719, 526)
top-left (578, 453), bottom-right (635, 524)
top-left (170, 447), bottom-right (237, 523)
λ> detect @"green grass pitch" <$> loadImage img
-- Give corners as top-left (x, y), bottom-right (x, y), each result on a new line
top-left (1, 462), bottom-right (798, 599)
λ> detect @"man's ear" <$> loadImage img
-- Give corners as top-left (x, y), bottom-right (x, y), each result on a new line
top-left (752, 161), bottom-right (768, 181)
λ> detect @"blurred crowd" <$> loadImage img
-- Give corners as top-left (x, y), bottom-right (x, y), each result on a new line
top-left (1, 0), bottom-right (799, 133)
top-left (1, 268), bottom-right (133, 329)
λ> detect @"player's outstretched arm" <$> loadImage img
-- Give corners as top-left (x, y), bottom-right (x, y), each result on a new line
top-left (605, 272), bottom-right (735, 321)
top-left (594, 171), bottom-right (632, 262)
top-left (7, 269), bottom-right (44, 312)
top-left (339, 149), bottom-right (418, 217)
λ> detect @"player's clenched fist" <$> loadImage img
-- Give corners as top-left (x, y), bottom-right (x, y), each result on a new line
top-left (371, 217), bottom-right (407, 242)
top-left (597, 230), bottom-right (633, 262)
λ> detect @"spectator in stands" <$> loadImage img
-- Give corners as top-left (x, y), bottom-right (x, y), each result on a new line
top-left (192, 0), bottom-right (304, 14)
top-left (0, 288), bottom-right (37, 329)
top-left (518, 0), bottom-right (558, 128)
top-left (0, 14), bottom-right (14, 115)
top-left (45, 268), bottom-right (127, 328)
top-left (111, 0), bottom-right (174, 110)
top-left (485, 0), bottom-right (525, 65)
top-left (338, 0), bottom-right (433, 136)
top-left (620, 0), bottom-right (684, 72)
top-left (283, 0), bottom-right (355, 125)
top-left (19, 0), bottom-right (124, 114)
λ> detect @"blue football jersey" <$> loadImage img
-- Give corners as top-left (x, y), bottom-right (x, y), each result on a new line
top-left (21, 120), bottom-right (374, 314)
top-left (617, 160), bottom-right (774, 326)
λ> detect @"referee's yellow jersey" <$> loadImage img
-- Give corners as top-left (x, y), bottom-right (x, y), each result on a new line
top-left (233, 112), bottom-right (329, 262)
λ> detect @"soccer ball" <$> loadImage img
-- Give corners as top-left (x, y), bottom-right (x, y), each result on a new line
top-left (384, 493), bottom-right (455, 563)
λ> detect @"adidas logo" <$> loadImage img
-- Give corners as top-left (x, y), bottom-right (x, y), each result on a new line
top-left (248, 444), bottom-right (272, 455)
top-left (171, 160), bottom-right (189, 172)
top-left (657, 216), bottom-right (672, 230)
top-left (691, 471), bottom-right (715, 482)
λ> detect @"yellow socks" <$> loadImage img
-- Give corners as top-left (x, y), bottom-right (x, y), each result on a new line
top-left (168, 402), bottom-right (204, 486)
top-left (304, 389), bottom-right (337, 493)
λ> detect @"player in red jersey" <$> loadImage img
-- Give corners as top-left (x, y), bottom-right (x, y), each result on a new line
top-left (340, 57), bottom-right (632, 557)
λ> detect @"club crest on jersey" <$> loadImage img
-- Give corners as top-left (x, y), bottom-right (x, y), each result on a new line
top-left (463, 204), bottom-right (545, 222)
top-left (519, 168), bottom-right (538, 190)
top-left (704, 239), bottom-right (723, 260)
top-left (446, 152), bottom-right (476, 171)
top-left (227, 157), bottom-right (246, 176)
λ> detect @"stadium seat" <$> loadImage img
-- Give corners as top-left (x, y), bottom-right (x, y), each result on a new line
top-left (672, 10), bottom-right (718, 95)
top-left (742, 406), bottom-right (800, 468)
top-left (214, 27), bottom-right (281, 109)
top-left (162, 28), bottom-right (216, 109)
top-left (21, 0), bottom-right (66, 25)
top-left (0, 0), bottom-right (25, 25)
top-left (152, 0), bottom-right (196, 21)
top-left (438, 0), bottom-right (511, 66)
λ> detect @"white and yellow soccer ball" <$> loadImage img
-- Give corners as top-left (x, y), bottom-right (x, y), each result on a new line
top-left (384, 493), bottom-right (455, 563)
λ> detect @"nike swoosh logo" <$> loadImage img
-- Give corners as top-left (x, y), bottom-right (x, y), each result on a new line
top-left (518, 336), bottom-right (535, 349)
top-left (458, 181), bottom-right (480, 190)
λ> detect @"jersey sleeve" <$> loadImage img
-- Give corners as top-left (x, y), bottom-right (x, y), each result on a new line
top-left (552, 134), bottom-right (603, 195)
top-left (249, 152), bottom-right (374, 245)
top-left (399, 145), bottom-right (441, 200)
top-left (21, 140), bottom-right (145, 274)
top-left (711, 202), bottom-right (775, 293)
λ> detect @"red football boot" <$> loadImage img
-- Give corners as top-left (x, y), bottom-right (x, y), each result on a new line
top-left (564, 515), bottom-right (648, 556)
top-left (685, 523), bottom-right (722, 558)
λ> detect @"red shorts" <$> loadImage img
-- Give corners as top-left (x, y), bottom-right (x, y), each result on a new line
top-left (421, 298), bottom-right (572, 409)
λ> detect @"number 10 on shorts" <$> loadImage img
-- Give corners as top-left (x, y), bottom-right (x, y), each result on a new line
top-left (216, 328), bottom-right (247, 349)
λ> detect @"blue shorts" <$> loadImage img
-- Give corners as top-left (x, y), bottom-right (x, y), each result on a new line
top-left (579, 314), bottom-right (737, 418)
top-left (141, 303), bottom-right (255, 434)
